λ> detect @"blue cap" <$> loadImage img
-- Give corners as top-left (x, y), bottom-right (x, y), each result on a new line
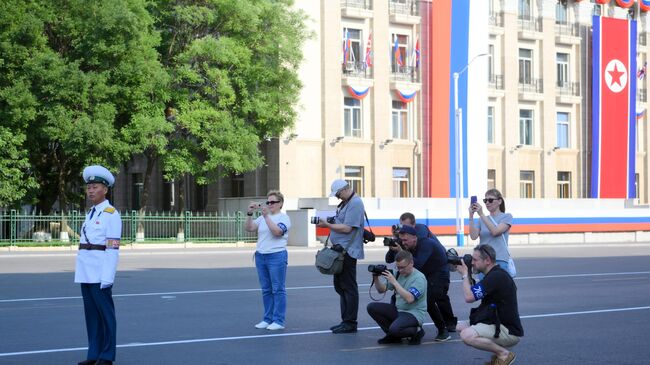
top-left (398, 225), bottom-right (417, 236)
top-left (83, 165), bottom-right (115, 187)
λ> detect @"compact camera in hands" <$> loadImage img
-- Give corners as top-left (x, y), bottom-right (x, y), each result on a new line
top-left (368, 264), bottom-right (393, 276)
top-left (311, 216), bottom-right (336, 224)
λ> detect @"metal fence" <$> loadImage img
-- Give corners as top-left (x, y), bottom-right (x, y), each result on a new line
top-left (0, 210), bottom-right (257, 246)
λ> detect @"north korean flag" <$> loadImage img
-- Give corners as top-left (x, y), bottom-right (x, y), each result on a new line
top-left (591, 16), bottom-right (636, 198)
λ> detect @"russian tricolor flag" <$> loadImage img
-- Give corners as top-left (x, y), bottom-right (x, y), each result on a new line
top-left (591, 16), bottom-right (636, 198)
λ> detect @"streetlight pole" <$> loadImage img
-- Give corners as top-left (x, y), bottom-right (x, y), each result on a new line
top-left (453, 53), bottom-right (487, 247)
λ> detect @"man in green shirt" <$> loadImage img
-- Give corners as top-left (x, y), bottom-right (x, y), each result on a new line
top-left (367, 250), bottom-right (428, 345)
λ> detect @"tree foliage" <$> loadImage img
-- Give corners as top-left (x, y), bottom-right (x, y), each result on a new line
top-left (0, 0), bottom-right (307, 211)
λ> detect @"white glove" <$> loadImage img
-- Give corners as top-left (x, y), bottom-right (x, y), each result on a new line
top-left (100, 282), bottom-right (113, 290)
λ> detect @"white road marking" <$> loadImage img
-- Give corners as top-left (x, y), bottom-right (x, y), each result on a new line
top-left (1, 305), bottom-right (649, 357)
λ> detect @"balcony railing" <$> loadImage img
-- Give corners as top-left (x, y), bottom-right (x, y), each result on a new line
top-left (640, 33), bottom-right (647, 46)
top-left (340, 0), bottom-right (373, 10)
top-left (518, 16), bottom-right (543, 32)
top-left (519, 78), bottom-right (543, 93)
top-left (555, 23), bottom-right (579, 37)
top-left (556, 82), bottom-right (580, 96)
top-left (389, 0), bottom-right (419, 16)
top-left (488, 74), bottom-right (504, 90)
top-left (489, 11), bottom-right (504, 27)
top-left (390, 65), bottom-right (420, 83)
top-left (342, 61), bottom-right (373, 79)
top-left (639, 88), bottom-right (647, 102)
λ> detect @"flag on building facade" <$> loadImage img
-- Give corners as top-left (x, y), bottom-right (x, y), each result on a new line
top-left (412, 37), bottom-right (420, 68)
top-left (393, 37), bottom-right (403, 67)
top-left (637, 61), bottom-right (646, 80)
top-left (342, 29), bottom-right (350, 64)
top-left (364, 33), bottom-right (372, 68)
top-left (591, 15), bottom-right (637, 198)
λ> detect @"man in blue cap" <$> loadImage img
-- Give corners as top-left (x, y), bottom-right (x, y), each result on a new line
top-left (75, 165), bottom-right (121, 365)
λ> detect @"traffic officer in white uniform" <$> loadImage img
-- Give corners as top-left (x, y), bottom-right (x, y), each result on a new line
top-left (75, 165), bottom-right (121, 365)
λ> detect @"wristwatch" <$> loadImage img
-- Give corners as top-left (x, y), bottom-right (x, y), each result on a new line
top-left (461, 275), bottom-right (468, 280)
top-left (247, 212), bottom-right (253, 216)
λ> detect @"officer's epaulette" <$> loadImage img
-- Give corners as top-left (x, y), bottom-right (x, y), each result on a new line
top-left (103, 207), bottom-right (116, 214)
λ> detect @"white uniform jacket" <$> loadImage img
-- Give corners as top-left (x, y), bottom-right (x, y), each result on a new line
top-left (74, 200), bottom-right (122, 284)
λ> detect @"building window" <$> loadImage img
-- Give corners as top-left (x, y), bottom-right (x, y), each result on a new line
top-left (392, 168), bottom-right (410, 197)
top-left (557, 53), bottom-right (569, 87)
top-left (487, 169), bottom-right (496, 190)
top-left (132, 173), bottom-right (143, 211)
top-left (162, 180), bottom-right (175, 211)
top-left (487, 106), bottom-right (495, 144)
top-left (557, 171), bottom-right (571, 198)
top-left (518, 0), bottom-right (531, 20)
top-left (519, 109), bottom-right (533, 145)
top-left (231, 173), bottom-right (244, 198)
top-left (556, 112), bottom-right (569, 148)
top-left (343, 28), bottom-right (362, 66)
top-left (520, 170), bottom-right (535, 198)
top-left (344, 97), bottom-right (362, 138)
top-left (391, 33), bottom-right (408, 72)
top-left (345, 166), bottom-right (364, 196)
top-left (555, 2), bottom-right (568, 24)
top-left (518, 48), bottom-right (533, 84)
top-left (392, 101), bottom-right (409, 139)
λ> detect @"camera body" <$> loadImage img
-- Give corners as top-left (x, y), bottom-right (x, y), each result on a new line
top-left (446, 248), bottom-right (473, 270)
top-left (383, 236), bottom-right (402, 247)
top-left (310, 216), bottom-right (336, 224)
top-left (368, 264), bottom-right (393, 276)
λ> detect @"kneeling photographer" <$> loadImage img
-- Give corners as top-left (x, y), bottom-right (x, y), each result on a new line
top-left (455, 245), bottom-right (523, 365)
top-left (366, 251), bottom-right (427, 345)
top-left (385, 225), bottom-right (457, 341)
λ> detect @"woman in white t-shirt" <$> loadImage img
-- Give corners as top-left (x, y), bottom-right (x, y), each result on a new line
top-left (245, 190), bottom-right (291, 331)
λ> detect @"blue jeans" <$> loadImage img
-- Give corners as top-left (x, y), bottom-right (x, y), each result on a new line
top-left (255, 250), bottom-right (288, 325)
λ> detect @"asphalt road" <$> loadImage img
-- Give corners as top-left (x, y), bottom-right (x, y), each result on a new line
top-left (1, 243), bottom-right (649, 364)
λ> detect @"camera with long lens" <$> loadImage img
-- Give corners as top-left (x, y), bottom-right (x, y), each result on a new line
top-left (310, 216), bottom-right (336, 224)
top-left (383, 236), bottom-right (402, 247)
top-left (368, 264), bottom-right (393, 276)
top-left (446, 248), bottom-right (473, 270)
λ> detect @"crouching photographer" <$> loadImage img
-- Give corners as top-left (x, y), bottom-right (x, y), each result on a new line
top-left (366, 251), bottom-right (427, 345)
top-left (455, 245), bottom-right (524, 365)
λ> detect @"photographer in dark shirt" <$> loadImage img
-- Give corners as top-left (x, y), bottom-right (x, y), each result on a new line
top-left (455, 244), bottom-right (523, 365)
top-left (385, 225), bottom-right (457, 341)
top-left (398, 212), bottom-right (434, 239)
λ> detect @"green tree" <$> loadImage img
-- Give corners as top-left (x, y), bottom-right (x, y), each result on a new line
top-left (0, 0), bottom-right (169, 212)
top-left (155, 0), bottom-right (308, 211)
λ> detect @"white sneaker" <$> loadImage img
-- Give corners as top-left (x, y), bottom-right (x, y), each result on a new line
top-left (254, 321), bottom-right (271, 329)
top-left (266, 322), bottom-right (285, 331)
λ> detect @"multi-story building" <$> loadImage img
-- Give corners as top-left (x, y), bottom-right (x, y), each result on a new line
top-left (112, 0), bottom-right (650, 213)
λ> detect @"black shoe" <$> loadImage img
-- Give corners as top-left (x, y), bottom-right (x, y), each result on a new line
top-left (435, 329), bottom-right (451, 342)
top-left (329, 323), bottom-right (344, 331)
top-left (78, 361), bottom-right (96, 365)
top-left (409, 328), bottom-right (425, 345)
top-left (447, 324), bottom-right (457, 332)
top-left (332, 324), bottom-right (357, 334)
top-left (377, 335), bottom-right (402, 344)
top-left (94, 360), bottom-right (113, 365)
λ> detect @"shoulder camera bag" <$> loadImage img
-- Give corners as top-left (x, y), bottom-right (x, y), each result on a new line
top-left (363, 211), bottom-right (376, 243)
top-left (315, 228), bottom-right (360, 275)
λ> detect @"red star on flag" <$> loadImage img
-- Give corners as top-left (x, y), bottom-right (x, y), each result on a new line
top-left (608, 63), bottom-right (625, 86)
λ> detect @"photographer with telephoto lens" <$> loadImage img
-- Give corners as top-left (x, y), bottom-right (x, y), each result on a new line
top-left (316, 179), bottom-right (365, 334)
top-left (455, 244), bottom-right (523, 365)
top-left (385, 225), bottom-right (457, 341)
top-left (367, 251), bottom-right (427, 345)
